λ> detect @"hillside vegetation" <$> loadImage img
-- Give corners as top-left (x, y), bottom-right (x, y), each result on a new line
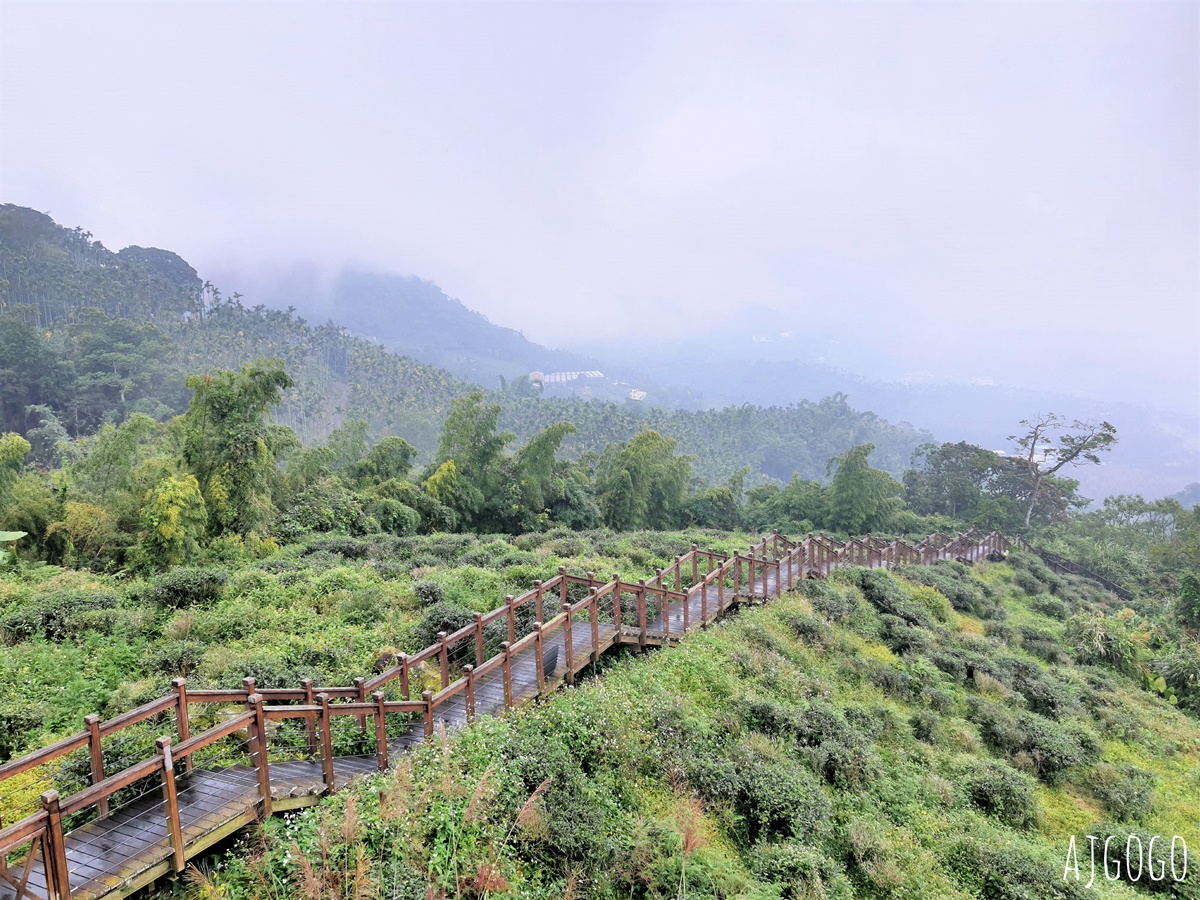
top-left (0, 204), bottom-right (929, 484)
top-left (194, 550), bottom-right (1199, 899)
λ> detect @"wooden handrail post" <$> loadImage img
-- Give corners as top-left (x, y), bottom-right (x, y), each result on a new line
top-left (589, 590), bottom-right (600, 663)
top-left (734, 556), bottom-right (741, 596)
top-left (558, 567), bottom-right (567, 607)
top-left (246, 693), bottom-right (272, 816)
top-left (682, 581), bottom-right (690, 632)
top-left (422, 690), bottom-right (434, 738)
top-left (506, 595), bottom-right (516, 643)
top-left (464, 665), bottom-right (476, 720)
top-left (172, 678), bottom-right (191, 774)
top-left (700, 574), bottom-right (708, 624)
top-left (41, 791), bottom-right (70, 900)
top-left (613, 580), bottom-right (623, 641)
top-left (473, 612), bottom-right (485, 665)
top-left (663, 587), bottom-right (671, 640)
top-left (562, 602), bottom-right (575, 685)
top-left (83, 714), bottom-right (108, 818)
top-left (501, 641), bottom-right (513, 707)
top-left (317, 693), bottom-right (335, 792)
top-left (156, 737), bottom-right (185, 872)
top-left (355, 677), bottom-right (368, 735)
top-left (637, 580), bottom-right (647, 650)
top-left (398, 654), bottom-right (410, 700)
top-left (691, 545), bottom-right (699, 586)
top-left (718, 563), bottom-right (726, 612)
top-left (535, 624), bottom-right (546, 689)
top-left (438, 632), bottom-right (450, 688)
top-left (372, 691), bottom-right (389, 771)
top-left (534, 580), bottom-right (544, 623)
top-left (242, 676), bottom-right (256, 696)
top-left (302, 678), bottom-right (318, 757)
top-left (762, 558), bottom-right (768, 598)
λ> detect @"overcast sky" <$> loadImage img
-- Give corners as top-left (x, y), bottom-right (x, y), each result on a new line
top-left (2, 1), bottom-right (1197, 412)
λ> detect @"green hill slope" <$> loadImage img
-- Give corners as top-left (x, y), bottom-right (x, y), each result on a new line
top-left (200, 549), bottom-right (1199, 899)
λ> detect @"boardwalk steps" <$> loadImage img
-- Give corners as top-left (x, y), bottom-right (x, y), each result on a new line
top-left (0, 529), bottom-right (1018, 900)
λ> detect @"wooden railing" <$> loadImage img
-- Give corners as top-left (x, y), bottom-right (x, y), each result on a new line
top-left (0, 529), bottom-right (1021, 900)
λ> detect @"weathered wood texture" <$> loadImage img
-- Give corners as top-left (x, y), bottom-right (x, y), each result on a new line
top-left (0, 530), bottom-right (1018, 900)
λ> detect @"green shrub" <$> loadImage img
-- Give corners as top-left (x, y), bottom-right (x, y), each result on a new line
top-left (1153, 645), bottom-right (1200, 712)
top-left (1176, 573), bottom-right (1200, 628)
top-left (792, 700), bottom-right (877, 788)
top-left (373, 499), bottom-right (420, 536)
top-left (146, 639), bottom-right (206, 677)
top-left (787, 612), bottom-right (831, 646)
top-left (216, 652), bottom-right (298, 689)
top-left (899, 560), bottom-right (999, 618)
top-left (1011, 662), bottom-right (1077, 720)
top-left (411, 600), bottom-right (475, 650)
top-left (1013, 568), bottom-right (1049, 597)
top-left (863, 658), bottom-right (914, 698)
top-left (878, 613), bottom-right (932, 655)
top-left (734, 746), bottom-right (832, 841)
top-left (960, 760), bottom-right (1039, 828)
top-left (1029, 593), bottom-right (1070, 620)
top-left (910, 709), bottom-right (941, 743)
top-left (750, 842), bottom-right (854, 900)
top-left (1065, 612), bottom-right (1142, 674)
top-left (412, 579), bottom-right (446, 606)
top-left (1086, 763), bottom-right (1157, 823)
top-left (0, 589), bottom-right (120, 642)
top-left (505, 728), bottom-right (615, 865)
top-left (145, 567), bottom-right (228, 608)
top-left (801, 580), bottom-right (860, 623)
top-left (276, 479), bottom-right (376, 539)
top-left (842, 568), bottom-right (936, 629)
top-left (969, 699), bottom-right (1093, 784)
top-left (945, 836), bottom-right (1089, 900)
top-left (337, 590), bottom-right (384, 626)
top-left (304, 536), bottom-right (371, 559)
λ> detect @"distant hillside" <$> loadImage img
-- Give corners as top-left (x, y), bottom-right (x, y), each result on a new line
top-left (598, 333), bottom-right (1200, 502)
top-left (0, 203), bottom-right (936, 483)
top-left (1171, 482), bottom-right (1200, 508)
top-left (249, 269), bottom-right (602, 388)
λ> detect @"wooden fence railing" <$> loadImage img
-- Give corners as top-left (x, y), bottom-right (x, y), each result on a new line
top-left (0, 529), bottom-right (1028, 900)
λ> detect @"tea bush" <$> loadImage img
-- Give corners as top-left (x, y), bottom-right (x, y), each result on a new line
top-left (959, 759), bottom-right (1039, 828)
top-left (144, 566), bottom-right (228, 608)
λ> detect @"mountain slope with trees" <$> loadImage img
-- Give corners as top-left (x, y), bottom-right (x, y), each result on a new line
top-left (0, 204), bottom-right (932, 485)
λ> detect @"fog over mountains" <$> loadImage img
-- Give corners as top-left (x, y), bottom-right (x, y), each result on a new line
top-left (221, 262), bottom-right (1199, 504)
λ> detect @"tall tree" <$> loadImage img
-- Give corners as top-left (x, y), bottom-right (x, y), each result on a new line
top-left (594, 429), bottom-right (692, 530)
top-left (181, 360), bottom-right (294, 535)
top-left (432, 392), bottom-right (513, 526)
top-left (0, 433), bottom-right (30, 511)
top-left (825, 443), bottom-right (904, 534)
top-left (1009, 414), bottom-right (1117, 527)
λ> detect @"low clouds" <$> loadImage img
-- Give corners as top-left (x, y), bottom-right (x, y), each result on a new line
top-left (2, 1), bottom-right (1196, 410)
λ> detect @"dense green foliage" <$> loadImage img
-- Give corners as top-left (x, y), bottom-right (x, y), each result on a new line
top-left (183, 553), bottom-right (1199, 899)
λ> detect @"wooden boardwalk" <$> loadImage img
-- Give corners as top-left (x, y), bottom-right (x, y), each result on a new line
top-left (0, 530), bottom-right (1016, 900)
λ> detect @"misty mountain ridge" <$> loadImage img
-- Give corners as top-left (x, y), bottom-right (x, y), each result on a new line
top-left (235, 262), bottom-right (1199, 501)
top-left (245, 268), bottom-right (603, 388)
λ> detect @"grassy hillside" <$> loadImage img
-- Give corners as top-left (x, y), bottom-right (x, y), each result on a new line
top-left (0, 529), bottom-right (753, 762)
top-left (190, 551), bottom-right (1199, 899)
